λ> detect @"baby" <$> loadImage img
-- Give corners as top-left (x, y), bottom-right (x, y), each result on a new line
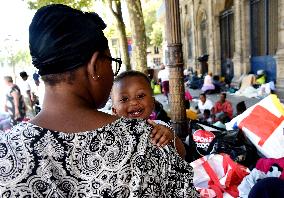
top-left (111, 70), bottom-right (186, 158)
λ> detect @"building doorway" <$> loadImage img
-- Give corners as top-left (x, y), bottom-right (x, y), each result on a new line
top-left (220, 7), bottom-right (234, 80)
top-left (250, 0), bottom-right (278, 83)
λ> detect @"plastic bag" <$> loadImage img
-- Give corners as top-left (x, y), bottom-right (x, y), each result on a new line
top-left (226, 94), bottom-right (284, 158)
top-left (190, 153), bottom-right (249, 198)
top-left (189, 121), bottom-right (258, 166)
top-left (153, 84), bottom-right (161, 94)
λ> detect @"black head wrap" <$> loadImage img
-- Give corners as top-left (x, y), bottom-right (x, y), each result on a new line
top-left (29, 4), bottom-right (108, 76)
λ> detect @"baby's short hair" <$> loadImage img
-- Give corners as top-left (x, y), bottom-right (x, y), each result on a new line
top-left (114, 70), bottom-right (151, 85)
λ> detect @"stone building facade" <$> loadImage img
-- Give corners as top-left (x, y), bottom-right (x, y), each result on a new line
top-left (179, 0), bottom-right (284, 94)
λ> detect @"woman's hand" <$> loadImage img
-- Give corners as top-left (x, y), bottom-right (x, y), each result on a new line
top-left (147, 119), bottom-right (174, 147)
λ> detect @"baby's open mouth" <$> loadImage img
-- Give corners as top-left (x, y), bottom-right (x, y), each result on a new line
top-left (128, 108), bottom-right (144, 118)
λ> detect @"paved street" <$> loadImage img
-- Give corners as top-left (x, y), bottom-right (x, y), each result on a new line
top-left (154, 88), bottom-right (262, 116)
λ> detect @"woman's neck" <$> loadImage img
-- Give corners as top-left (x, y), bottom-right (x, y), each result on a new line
top-left (42, 86), bottom-right (95, 113)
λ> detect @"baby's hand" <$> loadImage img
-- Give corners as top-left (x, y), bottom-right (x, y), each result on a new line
top-left (147, 119), bottom-right (174, 147)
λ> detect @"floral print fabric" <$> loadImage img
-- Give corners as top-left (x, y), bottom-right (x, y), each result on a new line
top-left (0, 117), bottom-right (199, 197)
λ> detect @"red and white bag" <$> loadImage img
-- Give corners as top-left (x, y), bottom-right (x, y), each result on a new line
top-left (226, 94), bottom-right (284, 158)
top-left (190, 154), bottom-right (249, 198)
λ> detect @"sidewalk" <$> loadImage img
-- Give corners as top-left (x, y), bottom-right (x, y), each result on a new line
top-left (154, 88), bottom-right (262, 116)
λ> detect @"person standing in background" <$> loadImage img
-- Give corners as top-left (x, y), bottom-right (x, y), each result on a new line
top-left (19, 71), bottom-right (35, 118)
top-left (3, 76), bottom-right (26, 126)
top-left (158, 64), bottom-right (170, 99)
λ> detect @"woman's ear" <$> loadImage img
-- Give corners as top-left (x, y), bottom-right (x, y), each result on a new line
top-left (87, 51), bottom-right (100, 80)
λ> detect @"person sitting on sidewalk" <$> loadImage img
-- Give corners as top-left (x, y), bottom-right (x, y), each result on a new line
top-left (197, 93), bottom-right (213, 115)
top-left (200, 109), bottom-right (213, 124)
top-left (201, 72), bottom-right (215, 93)
top-left (236, 101), bottom-right (247, 116)
top-left (212, 92), bottom-right (233, 122)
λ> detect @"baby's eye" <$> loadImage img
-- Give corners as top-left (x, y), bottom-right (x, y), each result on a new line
top-left (137, 93), bottom-right (146, 99)
top-left (120, 97), bottom-right (128, 102)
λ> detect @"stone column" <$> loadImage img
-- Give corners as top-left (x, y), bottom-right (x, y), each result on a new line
top-left (190, 2), bottom-right (198, 71)
top-left (232, 0), bottom-right (242, 77)
top-left (165, 0), bottom-right (187, 139)
top-left (207, 0), bottom-right (217, 74)
top-left (240, 0), bottom-right (251, 74)
top-left (275, 0), bottom-right (284, 97)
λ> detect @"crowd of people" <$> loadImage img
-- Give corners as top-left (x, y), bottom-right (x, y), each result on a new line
top-left (0, 4), bottom-right (282, 198)
top-left (1, 71), bottom-right (43, 130)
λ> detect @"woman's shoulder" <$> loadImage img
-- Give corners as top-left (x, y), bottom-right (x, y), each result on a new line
top-left (110, 117), bottom-right (152, 135)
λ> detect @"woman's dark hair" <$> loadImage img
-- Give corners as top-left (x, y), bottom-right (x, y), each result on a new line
top-left (29, 4), bottom-right (108, 85)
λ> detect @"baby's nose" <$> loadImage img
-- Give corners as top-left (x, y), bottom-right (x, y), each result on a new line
top-left (129, 99), bottom-right (139, 106)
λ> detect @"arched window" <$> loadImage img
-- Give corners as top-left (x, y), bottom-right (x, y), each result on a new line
top-left (250, 0), bottom-right (278, 56)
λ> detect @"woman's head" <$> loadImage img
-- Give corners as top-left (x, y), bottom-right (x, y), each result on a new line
top-left (29, 4), bottom-right (109, 76)
top-left (29, 4), bottom-right (113, 108)
top-left (111, 70), bottom-right (155, 119)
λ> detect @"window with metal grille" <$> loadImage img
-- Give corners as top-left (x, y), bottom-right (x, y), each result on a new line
top-left (250, 0), bottom-right (278, 56)
top-left (154, 46), bottom-right (159, 54)
top-left (220, 9), bottom-right (234, 60)
top-left (153, 58), bottom-right (161, 66)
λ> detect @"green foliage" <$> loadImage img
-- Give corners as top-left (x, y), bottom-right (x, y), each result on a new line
top-left (9, 50), bottom-right (32, 66)
top-left (26, 0), bottom-right (93, 10)
top-left (104, 24), bottom-right (117, 39)
top-left (150, 22), bottom-right (163, 47)
top-left (142, 0), bottom-right (163, 47)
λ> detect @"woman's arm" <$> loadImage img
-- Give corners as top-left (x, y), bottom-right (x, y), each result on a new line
top-left (11, 90), bottom-right (20, 119)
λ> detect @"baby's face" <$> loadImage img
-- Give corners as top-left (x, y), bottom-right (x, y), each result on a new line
top-left (112, 76), bottom-right (154, 119)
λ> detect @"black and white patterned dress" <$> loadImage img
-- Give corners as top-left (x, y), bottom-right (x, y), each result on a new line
top-left (0, 118), bottom-right (199, 197)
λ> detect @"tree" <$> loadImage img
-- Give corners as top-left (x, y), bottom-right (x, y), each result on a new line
top-left (27, 0), bottom-right (92, 10)
top-left (125, 0), bottom-right (148, 73)
top-left (2, 49), bottom-right (32, 79)
top-left (106, 0), bottom-right (131, 71)
top-left (150, 22), bottom-right (163, 47)
top-left (142, 0), bottom-right (163, 47)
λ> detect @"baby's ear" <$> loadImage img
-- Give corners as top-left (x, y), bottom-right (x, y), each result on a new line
top-left (112, 107), bottom-right (117, 115)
